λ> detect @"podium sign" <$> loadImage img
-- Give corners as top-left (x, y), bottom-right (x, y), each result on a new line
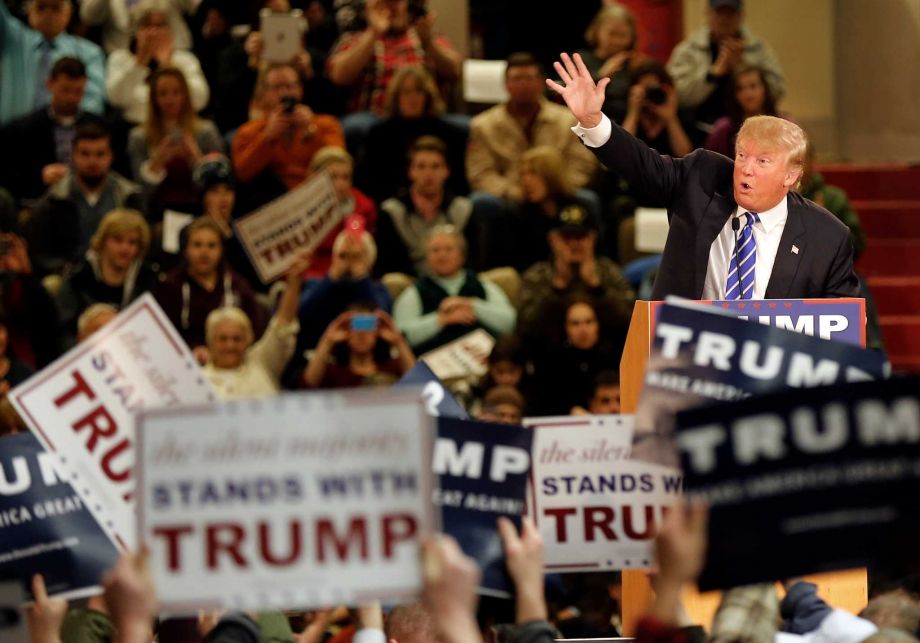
top-left (650, 298), bottom-right (866, 347)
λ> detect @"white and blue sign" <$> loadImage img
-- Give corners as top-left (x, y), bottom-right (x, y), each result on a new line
top-left (0, 433), bottom-right (118, 600)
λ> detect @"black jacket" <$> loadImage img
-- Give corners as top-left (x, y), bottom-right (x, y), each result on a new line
top-left (588, 120), bottom-right (860, 301)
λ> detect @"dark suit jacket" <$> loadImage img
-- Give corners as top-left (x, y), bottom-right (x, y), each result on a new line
top-left (0, 108), bottom-right (58, 202)
top-left (590, 120), bottom-right (860, 300)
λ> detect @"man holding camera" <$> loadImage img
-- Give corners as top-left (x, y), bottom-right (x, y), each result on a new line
top-left (232, 61), bottom-right (344, 207)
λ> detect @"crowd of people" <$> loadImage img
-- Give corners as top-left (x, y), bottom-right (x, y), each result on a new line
top-left (0, 0), bottom-right (903, 640)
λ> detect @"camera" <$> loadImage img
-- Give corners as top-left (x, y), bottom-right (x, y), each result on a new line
top-left (645, 85), bottom-right (667, 105)
top-left (281, 96), bottom-right (297, 113)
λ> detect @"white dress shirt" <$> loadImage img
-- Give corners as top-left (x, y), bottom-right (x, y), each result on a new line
top-left (571, 113), bottom-right (789, 300)
top-left (702, 200), bottom-right (787, 300)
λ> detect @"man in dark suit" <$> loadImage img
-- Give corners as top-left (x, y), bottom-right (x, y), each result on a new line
top-left (547, 53), bottom-right (859, 301)
top-left (0, 56), bottom-right (90, 205)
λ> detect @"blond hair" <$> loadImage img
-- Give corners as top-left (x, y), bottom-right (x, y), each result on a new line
top-left (205, 306), bottom-right (254, 347)
top-left (520, 146), bottom-right (574, 198)
top-left (737, 115), bottom-right (808, 176)
top-left (310, 146), bottom-right (354, 172)
top-left (90, 208), bottom-right (151, 257)
top-left (584, 3), bottom-right (637, 50)
top-left (143, 67), bottom-right (199, 147)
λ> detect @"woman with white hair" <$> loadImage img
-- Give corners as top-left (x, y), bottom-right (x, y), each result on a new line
top-left (106, 0), bottom-right (209, 123)
top-left (80, 0), bottom-right (194, 54)
top-left (204, 251), bottom-right (309, 399)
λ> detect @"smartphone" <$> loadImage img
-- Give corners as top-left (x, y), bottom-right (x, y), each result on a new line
top-left (260, 9), bottom-right (304, 63)
top-left (344, 214), bottom-right (366, 240)
top-left (351, 313), bottom-right (378, 332)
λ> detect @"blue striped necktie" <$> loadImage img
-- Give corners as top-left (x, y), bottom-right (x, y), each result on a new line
top-left (725, 211), bottom-right (760, 300)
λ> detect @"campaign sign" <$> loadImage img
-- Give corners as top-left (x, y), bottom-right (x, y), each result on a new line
top-left (633, 302), bottom-right (887, 467)
top-left (9, 294), bottom-right (216, 552)
top-left (233, 171), bottom-right (341, 283)
top-left (525, 416), bottom-right (681, 572)
top-left (0, 433), bottom-right (118, 600)
top-left (649, 298), bottom-right (866, 346)
top-left (397, 362), bottom-right (469, 419)
top-left (137, 389), bottom-right (436, 612)
top-left (676, 376), bottom-right (920, 591)
top-left (434, 417), bottom-right (532, 597)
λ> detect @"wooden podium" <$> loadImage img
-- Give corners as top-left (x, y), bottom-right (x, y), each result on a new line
top-left (617, 301), bottom-right (868, 635)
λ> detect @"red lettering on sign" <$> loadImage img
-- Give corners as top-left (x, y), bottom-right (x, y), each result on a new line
top-left (543, 507), bottom-right (577, 542)
top-left (53, 370), bottom-right (96, 407)
top-left (584, 506), bottom-right (617, 542)
top-left (100, 437), bottom-right (132, 483)
top-left (73, 406), bottom-right (118, 453)
top-left (206, 523), bottom-right (247, 570)
top-left (622, 505), bottom-right (656, 540)
top-left (259, 520), bottom-right (302, 566)
top-left (315, 517), bottom-right (368, 563)
top-left (153, 525), bottom-right (193, 571)
top-left (382, 513), bottom-right (417, 558)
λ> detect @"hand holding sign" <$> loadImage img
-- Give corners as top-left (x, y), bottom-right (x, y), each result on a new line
top-left (25, 575), bottom-right (68, 643)
top-left (648, 503), bottom-right (709, 626)
top-left (102, 551), bottom-right (156, 643)
top-left (421, 536), bottom-right (483, 643)
top-left (498, 517), bottom-right (547, 624)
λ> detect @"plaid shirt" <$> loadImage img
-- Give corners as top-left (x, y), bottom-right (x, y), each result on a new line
top-left (329, 28), bottom-right (455, 114)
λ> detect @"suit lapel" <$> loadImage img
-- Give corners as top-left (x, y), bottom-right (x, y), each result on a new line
top-left (765, 201), bottom-right (806, 298)
top-left (695, 191), bottom-right (736, 297)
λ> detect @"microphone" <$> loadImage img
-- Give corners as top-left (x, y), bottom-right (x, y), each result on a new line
top-left (731, 216), bottom-right (740, 232)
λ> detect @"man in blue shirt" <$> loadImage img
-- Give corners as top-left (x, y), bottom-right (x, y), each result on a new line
top-left (0, 0), bottom-right (105, 125)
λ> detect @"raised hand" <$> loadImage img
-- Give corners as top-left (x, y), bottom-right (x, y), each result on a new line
top-left (26, 574), bottom-right (68, 643)
top-left (546, 53), bottom-right (609, 128)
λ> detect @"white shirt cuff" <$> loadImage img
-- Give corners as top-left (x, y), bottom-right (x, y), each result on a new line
top-left (571, 113), bottom-right (612, 148)
top-left (354, 628), bottom-right (386, 643)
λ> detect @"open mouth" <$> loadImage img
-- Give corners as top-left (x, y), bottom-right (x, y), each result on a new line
top-left (740, 181), bottom-right (753, 191)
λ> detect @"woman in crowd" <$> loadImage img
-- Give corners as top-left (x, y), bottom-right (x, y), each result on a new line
top-left (577, 3), bottom-right (644, 123)
top-left (305, 147), bottom-right (377, 279)
top-left (705, 65), bottom-right (784, 159)
top-left (154, 216), bottom-right (265, 362)
top-left (127, 66), bottom-right (223, 218)
top-left (358, 66), bottom-right (468, 202)
top-left (530, 297), bottom-right (620, 417)
top-left (106, 0), bottom-right (210, 124)
top-left (513, 146), bottom-right (599, 271)
top-left (393, 226), bottom-right (516, 355)
top-left (303, 304), bottom-right (414, 389)
top-left (203, 252), bottom-right (308, 399)
top-left (55, 209), bottom-right (157, 342)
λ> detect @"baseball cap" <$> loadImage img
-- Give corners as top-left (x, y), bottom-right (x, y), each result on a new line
top-left (193, 153), bottom-right (235, 193)
top-left (553, 204), bottom-right (597, 236)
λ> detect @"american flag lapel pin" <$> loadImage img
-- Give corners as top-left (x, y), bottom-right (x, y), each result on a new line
top-left (791, 245), bottom-right (800, 255)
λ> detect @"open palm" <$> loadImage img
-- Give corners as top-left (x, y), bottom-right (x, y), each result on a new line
top-left (545, 52), bottom-right (609, 128)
